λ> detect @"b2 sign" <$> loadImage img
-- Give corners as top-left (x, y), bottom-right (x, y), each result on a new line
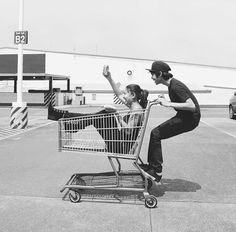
top-left (14, 31), bottom-right (28, 44)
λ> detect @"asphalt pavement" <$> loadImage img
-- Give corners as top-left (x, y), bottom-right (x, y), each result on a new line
top-left (0, 105), bottom-right (235, 232)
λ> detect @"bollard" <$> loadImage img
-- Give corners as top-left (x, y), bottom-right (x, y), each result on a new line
top-left (10, 106), bottom-right (28, 129)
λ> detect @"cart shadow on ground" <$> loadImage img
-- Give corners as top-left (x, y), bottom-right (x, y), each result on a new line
top-left (149, 178), bottom-right (202, 198)
top-left (60, 172), bottom-right (201, 206)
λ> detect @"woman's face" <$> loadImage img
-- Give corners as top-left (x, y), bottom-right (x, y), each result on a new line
top-left (123, 88), bottom-right (135, 104)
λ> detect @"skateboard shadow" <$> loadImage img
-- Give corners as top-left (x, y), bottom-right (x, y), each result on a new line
top-left (150, 178), bottom-right (201, 197)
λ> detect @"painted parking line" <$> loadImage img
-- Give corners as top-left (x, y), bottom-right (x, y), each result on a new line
top-left (0, 117), bottom-right (55, 141)
top-left (201, 119), bottom-right (236, 139)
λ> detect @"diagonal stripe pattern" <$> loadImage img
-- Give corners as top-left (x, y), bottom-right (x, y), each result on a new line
top-left (44, 92), bottom-right (56, 106)
top-left (0, 117), bottom-right (55, 141)
top-left (10, 106), bottom-right (28, 129)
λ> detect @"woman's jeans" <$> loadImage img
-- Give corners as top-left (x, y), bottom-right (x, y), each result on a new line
top-left (147, 113), bottom-right (200, 173)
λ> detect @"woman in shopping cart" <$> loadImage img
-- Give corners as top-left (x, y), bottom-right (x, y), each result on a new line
top-left (48, 65), bottom-right (149, 154)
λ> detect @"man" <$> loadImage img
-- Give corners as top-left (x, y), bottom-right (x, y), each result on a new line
top-left (140, 60), bottom-right (201, 182)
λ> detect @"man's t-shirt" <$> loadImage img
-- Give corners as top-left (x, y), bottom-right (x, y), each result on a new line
top-left (168, 78), bottom-right (201, 119)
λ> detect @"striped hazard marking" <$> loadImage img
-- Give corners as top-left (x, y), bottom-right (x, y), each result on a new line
top-left (0, 117), bottom-right (55, 141)
top-left (10, 106), bottom-right (28, 129)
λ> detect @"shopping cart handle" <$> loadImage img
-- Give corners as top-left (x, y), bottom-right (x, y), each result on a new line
top-left (148, 99), bottom-right (161, 106)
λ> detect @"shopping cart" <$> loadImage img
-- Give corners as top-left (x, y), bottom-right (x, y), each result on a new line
top-left (59, 101), bottom-right (159, 208)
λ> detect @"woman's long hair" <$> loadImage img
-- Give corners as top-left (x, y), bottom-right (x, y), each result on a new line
top-left (126, 84), bottom-right (149, 108)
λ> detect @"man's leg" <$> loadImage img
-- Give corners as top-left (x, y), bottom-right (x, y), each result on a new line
top-left (147, 127), bottom-right (163, 173)
top-left (142, 115), bottom-right (189, 181)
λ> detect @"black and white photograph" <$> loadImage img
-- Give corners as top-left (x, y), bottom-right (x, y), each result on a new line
top-left (0, 0), bottom-right (236, 231)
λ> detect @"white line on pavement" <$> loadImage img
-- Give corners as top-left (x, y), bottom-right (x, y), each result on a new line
top-left (201, 119), bottom-right (236, 139)
top-left (0, 120), bottom-right (55, 141)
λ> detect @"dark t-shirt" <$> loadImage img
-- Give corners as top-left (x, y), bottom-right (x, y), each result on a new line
top-left (168, 78), bottom-right (201, 119)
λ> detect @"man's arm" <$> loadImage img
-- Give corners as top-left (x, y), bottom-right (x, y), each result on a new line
top-left (158, 98), bottom-right (196, 112)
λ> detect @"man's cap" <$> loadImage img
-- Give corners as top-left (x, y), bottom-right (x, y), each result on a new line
top-left (146, 60), bottom-right (171, 73)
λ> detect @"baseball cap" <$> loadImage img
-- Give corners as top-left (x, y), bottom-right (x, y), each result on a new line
top-left (146, 60), bottom-right (171, 73)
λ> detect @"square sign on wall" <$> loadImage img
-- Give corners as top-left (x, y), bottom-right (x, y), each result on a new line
top-left (14, 31), bottom-right (28, 44)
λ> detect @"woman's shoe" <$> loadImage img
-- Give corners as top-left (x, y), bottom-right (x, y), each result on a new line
top-left (48, 104), bottom-right (69, 121)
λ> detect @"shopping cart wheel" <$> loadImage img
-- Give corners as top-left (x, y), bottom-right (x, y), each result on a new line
top-left (69, 190), bottom-right (81, 203)
top-left (145, 195), bottom-right (157, 208)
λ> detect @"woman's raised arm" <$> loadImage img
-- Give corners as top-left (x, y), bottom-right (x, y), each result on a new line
top-left (102, 65), bottom-right (127, 105)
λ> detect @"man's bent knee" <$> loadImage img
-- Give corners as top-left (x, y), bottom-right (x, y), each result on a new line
top-left (150, 127), bottom-right (161, 140)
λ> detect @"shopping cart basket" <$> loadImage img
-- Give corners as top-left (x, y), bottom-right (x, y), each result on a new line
top-left (59, 101), bottom-right (159, 208)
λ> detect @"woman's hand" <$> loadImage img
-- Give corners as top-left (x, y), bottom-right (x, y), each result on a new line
top-left (103, 65), bottom-right (111, 79)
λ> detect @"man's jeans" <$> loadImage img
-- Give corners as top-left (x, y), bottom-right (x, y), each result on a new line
top-left (147, 113), bottom-right (200, 173)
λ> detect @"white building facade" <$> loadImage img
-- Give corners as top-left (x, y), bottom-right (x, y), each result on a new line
top-left (0, 47), bottom-right (235, 106)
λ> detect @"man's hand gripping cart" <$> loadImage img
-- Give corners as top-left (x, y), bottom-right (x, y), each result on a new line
top-left (59, 101), bottom-right (159, 208)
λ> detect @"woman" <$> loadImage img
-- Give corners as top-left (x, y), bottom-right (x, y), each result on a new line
top-left (48, 66), bottom-right (149, 154)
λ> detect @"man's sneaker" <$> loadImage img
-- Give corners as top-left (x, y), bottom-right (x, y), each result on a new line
top-left (141, 167), bottom-right (162, 182)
